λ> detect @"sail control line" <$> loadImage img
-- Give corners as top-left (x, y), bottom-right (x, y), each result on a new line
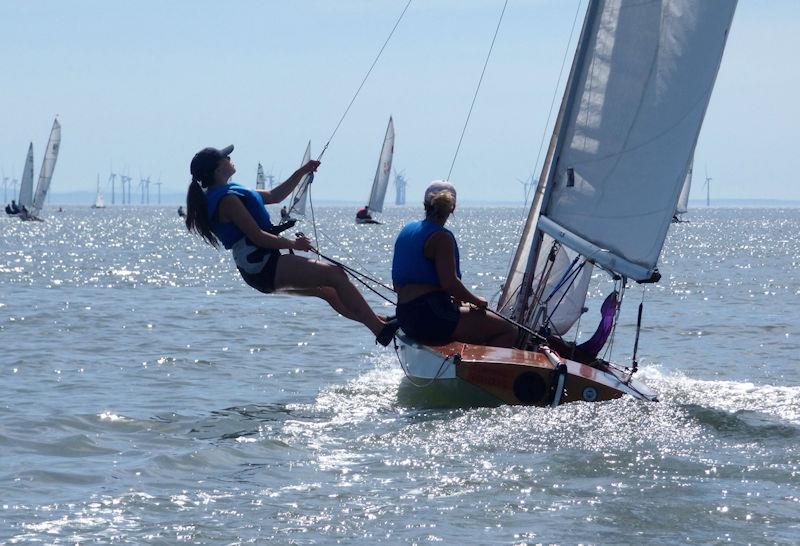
top-left (286, 0), bottom-right (412, 255)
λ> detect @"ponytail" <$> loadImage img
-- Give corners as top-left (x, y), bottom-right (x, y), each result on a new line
top-left (185, 177), bottom-right (219, 247)
top-left (425, 190), bottom-right (456, 223)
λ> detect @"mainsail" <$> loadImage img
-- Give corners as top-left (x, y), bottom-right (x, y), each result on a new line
top-left (499, 0), bottom-right (738, 334)
top-left (17, 143), bottom-right (34, 209)
top-left (289, 141), bottom-right (312, 216)
top-left (256, 163), bottom-right (266, 190)
top-left (30, 118), bottom-right (61, 218)
top-left (366, 116), bottom-right (395, 213)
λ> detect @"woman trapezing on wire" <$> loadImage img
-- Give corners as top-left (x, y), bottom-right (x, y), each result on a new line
top-left (185, 144), bottom-right (399, 346)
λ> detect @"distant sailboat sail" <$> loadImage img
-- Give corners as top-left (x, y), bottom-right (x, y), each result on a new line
top-left (289, 141), bottom-right (312, 216)
top-left (17, 143), bottom-right (34, 209)
top-left (500, 0), bottom-right (738, 332)
top-left (256, 163), bottom-right (266, 190)
top-left (93, 174), bottom-right (106, 208)
top-left (675, 159), bottom-right (694, 218)
top-left (30, 118), bottom-right (61, 219)
top-left (366, 117), bottom-right (395, 214)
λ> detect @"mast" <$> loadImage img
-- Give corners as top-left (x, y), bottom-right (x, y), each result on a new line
top-left (500, 0), bottom-right (601, 323)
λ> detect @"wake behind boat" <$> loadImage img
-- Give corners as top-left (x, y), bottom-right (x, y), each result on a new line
top-left (396, 0), bottom-right (738, 406)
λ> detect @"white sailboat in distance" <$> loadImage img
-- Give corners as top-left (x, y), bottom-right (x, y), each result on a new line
top-left (397, 0), bottom-right (738, 406)
top-left (92, 173), bottom-right (106, 208)
top-left (673, 159), bottom-right (693, 222)
top-left (23, 118), bottom-right (61, 221)
top-left (287, 141), bottom-right (312, 218)
top-left (356, 116), bottom-right (394, 225)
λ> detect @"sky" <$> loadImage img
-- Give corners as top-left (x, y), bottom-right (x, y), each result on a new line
top-left (1, 0), bottom-right (799, 204)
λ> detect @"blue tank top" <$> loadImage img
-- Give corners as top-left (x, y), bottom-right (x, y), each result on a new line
top-left (392, 219), bottom-right (461, 287)
top-left (206, 183), bottom-right (274, 249)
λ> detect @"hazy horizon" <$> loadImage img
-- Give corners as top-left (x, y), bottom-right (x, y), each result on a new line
top-left (2, 1), bottom-right (798, 203)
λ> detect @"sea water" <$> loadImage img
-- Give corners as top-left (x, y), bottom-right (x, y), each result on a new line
top-left (1, 206), bottom-right (798, 544)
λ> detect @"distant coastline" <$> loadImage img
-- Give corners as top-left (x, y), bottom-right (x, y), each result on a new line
top-left (40, 191), bottom-right (800, 209)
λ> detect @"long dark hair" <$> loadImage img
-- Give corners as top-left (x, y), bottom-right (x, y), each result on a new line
top-left (185, 174), bottom-right (219, 247)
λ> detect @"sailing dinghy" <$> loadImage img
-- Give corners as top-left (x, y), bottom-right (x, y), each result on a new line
top-left (287, 141), bottom-right (312, 219)
top-left (397, 0), bottom-right (738, 406)
top-left (673, 160), bottom-right (693, 222)
top-left (356, 117), bottom-right (394, 224)
top-left (91, 174), bottom-right (106, 208)
top-left (21, 118), bottom-right (61, 221)
top-left (16, 143), bottom-right (35, 215)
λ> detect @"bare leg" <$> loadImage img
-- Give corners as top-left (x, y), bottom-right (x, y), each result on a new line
top-left (451, 307), bottom-right (517, 348)
top-left (273, 254), bottom-right (385, 336)
top-left (283, 286), bottom-right (359, 322)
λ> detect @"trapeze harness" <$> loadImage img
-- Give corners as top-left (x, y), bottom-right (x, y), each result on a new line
top-left (391, 219), bottom-right (463, 345)
top-left (206, 183), bottom-right (283, 294)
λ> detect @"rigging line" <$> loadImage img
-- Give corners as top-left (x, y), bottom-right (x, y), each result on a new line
top-left (307, 181), bottom-right (320, 257)
top-left (501, 0), bottom-right (585, 277)
top-left (317, 0), bottom-right (413, 162)
top-left (485, 306), bottom-right (545, 343)
top-left (315, 228), bottom-right (392, 288)
top-left (311, 248), bottom-right (397, 305)
top-left (446, 0), bottom-right (509, 181)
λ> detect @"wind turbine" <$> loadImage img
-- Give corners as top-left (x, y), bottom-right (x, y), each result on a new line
top-left (119, 172), bottom-right (132, 204)
top-left (154, 175), bottom-right (162, 205)
top-left (703, 165), bottom-right (712, 207)
top-left (516, 173), bottom-right (537, 203)
top-left (108, 172), bottom-right (117, 205)
top-left (393, 168), bottom-right (407, 205)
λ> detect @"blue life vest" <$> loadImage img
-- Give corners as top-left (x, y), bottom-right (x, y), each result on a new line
top-left (206, 183), bottom-right (274, 249)
top-left (392, 219), bottom-right (462, 287)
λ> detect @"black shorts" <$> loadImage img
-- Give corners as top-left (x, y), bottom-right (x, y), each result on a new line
top-left (238, 251), bottom-right (281, 294)
top-left (396, 291), bottom-right (460, 345)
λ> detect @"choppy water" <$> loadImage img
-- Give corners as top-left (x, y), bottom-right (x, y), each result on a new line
top-left (1, 206), bottom-right (799, 544)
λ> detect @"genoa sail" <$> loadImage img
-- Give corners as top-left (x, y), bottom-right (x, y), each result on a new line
top-left (256, 163), bottom-right (266, 190)
top-left (18, 143), bottom-right (35, 209)
top-left (366, 116), bottom-right (395, 214)
top-left (30, 118), bottom-right (61, 218)
top-left (289, 141), bottom-right (312, 216)
top-left (499, 0), bottom-right (738, 335)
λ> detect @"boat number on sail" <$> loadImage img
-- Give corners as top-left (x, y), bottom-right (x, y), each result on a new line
top-left (581, 386), bottom-right (598, 402)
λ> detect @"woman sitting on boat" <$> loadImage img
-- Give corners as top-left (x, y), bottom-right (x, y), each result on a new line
top-left (185, 144), bottom-right (398, 345)
top-left (391, 180), bottom-right (517, 348)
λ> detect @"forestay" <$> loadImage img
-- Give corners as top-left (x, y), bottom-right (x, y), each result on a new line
top-left (31, 118), bottom-right (61, 218)
top-left (499, 0), bottom-right (737, 331)
top-left (367, 117), bottom-right (395, 213)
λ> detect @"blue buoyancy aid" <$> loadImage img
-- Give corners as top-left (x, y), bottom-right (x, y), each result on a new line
top-left (206, 183), bottom-right (274, 249)
top-left (392, 219), bottom-right (462, 287)
top-left (206, 183), bottom-right (279, 274)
